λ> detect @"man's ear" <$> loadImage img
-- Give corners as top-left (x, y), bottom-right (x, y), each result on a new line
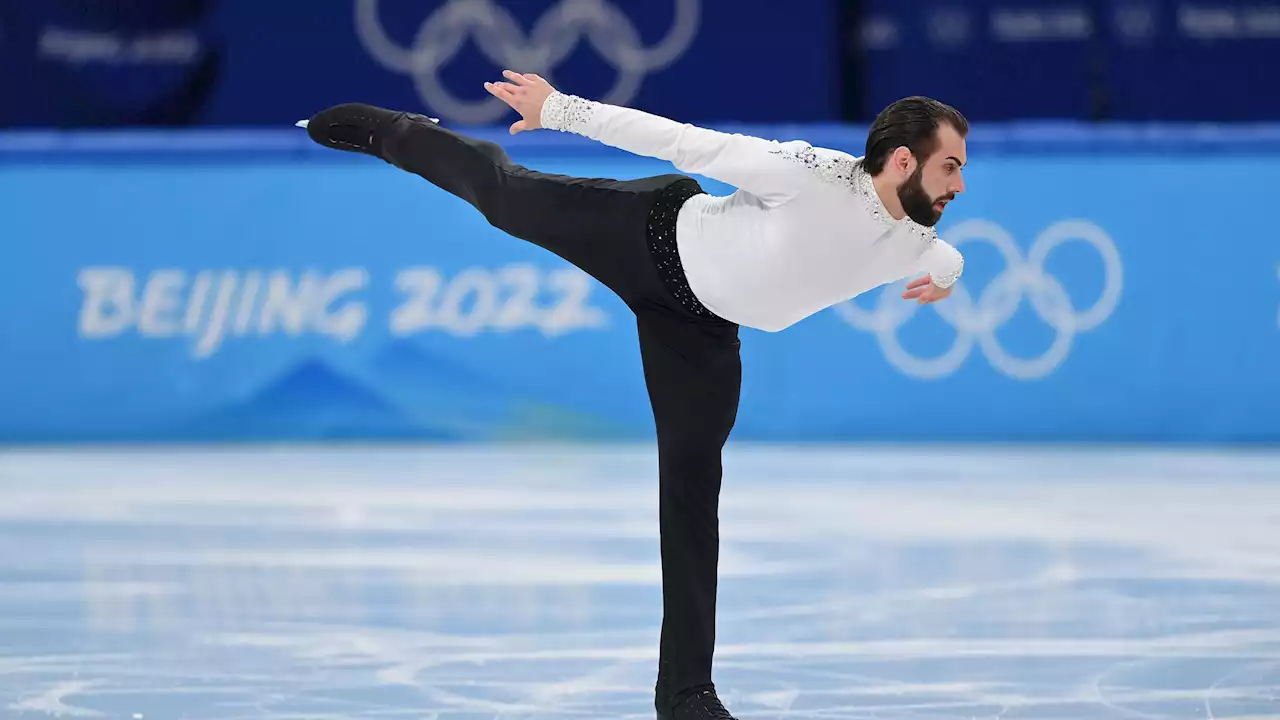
top-left (890, 146), bottom-right (916, 176)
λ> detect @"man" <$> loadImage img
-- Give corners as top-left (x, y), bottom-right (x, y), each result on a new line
top-left (299, 70), bottom-right (967, 720)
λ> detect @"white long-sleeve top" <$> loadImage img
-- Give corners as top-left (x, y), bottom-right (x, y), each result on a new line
top-left (539, 92), bottom-right (964, 333)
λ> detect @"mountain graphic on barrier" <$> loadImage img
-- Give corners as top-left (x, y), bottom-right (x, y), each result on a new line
top-left (370, 340), bottom-right (500, 397)
top-left (169, 340), bottom-right (640, 442)
top-left (362, 340), bottom-right (641, 441)
top-left (362, 340), bottom-right (516, 438)
top-left (174, 358), bottom-right (442, 441)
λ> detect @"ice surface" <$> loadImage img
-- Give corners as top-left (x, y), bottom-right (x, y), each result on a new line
top-left (1, 444), bottom-right (1277, 719)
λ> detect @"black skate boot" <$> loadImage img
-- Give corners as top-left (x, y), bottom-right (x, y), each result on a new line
top-left (658, 687), bottom-right (737, 720)
top-left (296, 103), bottom-right (436, 158)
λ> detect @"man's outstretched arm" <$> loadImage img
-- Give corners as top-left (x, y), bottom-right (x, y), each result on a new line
top-left (485, 70), bottom-right (814, 207)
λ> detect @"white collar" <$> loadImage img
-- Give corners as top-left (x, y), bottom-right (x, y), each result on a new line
top-left (854, 161), bottom-right (940, 244)
top-left (854, 161), bottom-right (899, 230)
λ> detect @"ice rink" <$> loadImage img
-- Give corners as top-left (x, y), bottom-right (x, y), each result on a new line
top-left (1, 445), bottom-right (1278, 719)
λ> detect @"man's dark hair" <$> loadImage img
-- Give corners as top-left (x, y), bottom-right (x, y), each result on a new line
top-left (863, 96), bottom-right (969, 176)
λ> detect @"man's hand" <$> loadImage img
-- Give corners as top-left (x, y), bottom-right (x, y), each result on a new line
top-left (902, 275), bottom-right (954, 304)
top-left (483, 70), bottom-right (558, 135)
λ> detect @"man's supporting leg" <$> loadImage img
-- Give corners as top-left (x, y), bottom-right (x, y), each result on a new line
top-left (636, 309), bottom-right (743, 717)
top-left (306, 103), bottom-right (679, 302)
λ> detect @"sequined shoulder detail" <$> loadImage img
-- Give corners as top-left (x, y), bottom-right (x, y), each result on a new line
top-left (766, 144), bottom-right (862, 190)
top-left (540, 92), bottom-right (597, 133)
top-left (769, 146), bottom-right (898, 228)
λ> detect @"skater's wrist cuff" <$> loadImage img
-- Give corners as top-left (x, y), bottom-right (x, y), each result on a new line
top-left (541, 92), bottom-right (596, 134)
top-left (930, 255), bottom-right (963, 289)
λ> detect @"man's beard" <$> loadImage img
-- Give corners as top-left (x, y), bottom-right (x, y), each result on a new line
top-left (897, 165), bottom-right (949, 227)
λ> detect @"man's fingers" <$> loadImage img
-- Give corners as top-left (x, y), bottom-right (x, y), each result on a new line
top-left (503, 69), bottom-right (536, 86)
top-left (905, 275), bottom-right (932, 290)
top-left (484, 81), bottom-right (518, 104)
top-left (905, 287), bottom-right (945, 303)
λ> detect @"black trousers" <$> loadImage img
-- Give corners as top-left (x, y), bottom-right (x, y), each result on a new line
top-left (379, 115), bottom-right (741, 710)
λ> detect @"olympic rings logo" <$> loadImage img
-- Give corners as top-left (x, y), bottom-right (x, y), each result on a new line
top-left (354, 0), bottom-right (700, 124)
top-left (834, 219), bottom-right (1124, 380)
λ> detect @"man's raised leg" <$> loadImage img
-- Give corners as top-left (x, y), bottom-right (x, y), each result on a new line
top-left (303, 103), bottom-right (679, 302)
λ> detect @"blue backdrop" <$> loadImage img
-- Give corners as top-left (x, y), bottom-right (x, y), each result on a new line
top-left (2, 123), bottom-right (1279, 444)
top-left (0, 0), bottom-right (840, 127)
top-left (856, 0), bottom-right (1280, 121)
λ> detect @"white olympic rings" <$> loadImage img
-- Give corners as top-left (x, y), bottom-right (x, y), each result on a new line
top-left (354, 0), bottom-right (700, 124)
top-left (834, 219), bottom-right (1124, 380)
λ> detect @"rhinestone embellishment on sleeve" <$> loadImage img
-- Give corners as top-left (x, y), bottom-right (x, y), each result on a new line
top-left (926, 233), bottom-right (964, 288)
top-left (540, 92), bottom-right (596, 133)
top-left (932, 256), bottom-right (963, 288)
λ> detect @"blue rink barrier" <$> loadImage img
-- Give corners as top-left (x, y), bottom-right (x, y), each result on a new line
top-left (2, 124), bottom-right (1279, 444)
